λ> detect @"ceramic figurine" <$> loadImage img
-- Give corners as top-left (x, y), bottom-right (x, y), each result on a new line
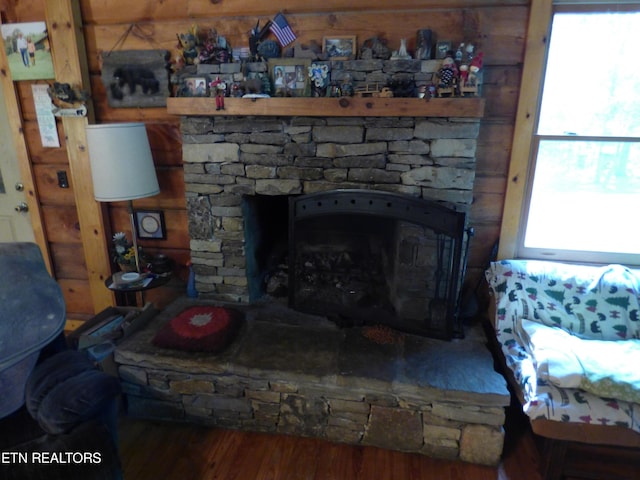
top-left (391, 38), bottom-right (411, 60)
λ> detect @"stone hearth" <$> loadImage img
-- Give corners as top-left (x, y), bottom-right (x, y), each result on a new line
top-left (115, 297), bottom-right (510, 466)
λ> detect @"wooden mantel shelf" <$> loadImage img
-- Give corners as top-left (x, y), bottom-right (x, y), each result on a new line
top-left (166, 97), bottom-right (485, 118)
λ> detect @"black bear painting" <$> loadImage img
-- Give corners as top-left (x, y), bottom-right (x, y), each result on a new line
top-left (101, 50), bottom-right (169, 108)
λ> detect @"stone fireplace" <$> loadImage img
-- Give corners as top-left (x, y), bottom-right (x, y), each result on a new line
top-left (183, 114), bottom-right (479, 337)
top-left (113, 105), bottom-right (511, 466)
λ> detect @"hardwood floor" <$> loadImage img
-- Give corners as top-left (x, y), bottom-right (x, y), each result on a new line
top-left (117, 403), bottom-right (543, 480)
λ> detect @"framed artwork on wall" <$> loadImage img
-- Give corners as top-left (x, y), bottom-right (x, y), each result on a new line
top-left (101, 49), bottom-right (170, 108)
top-left (0, 21), bottom-right (54, 81)
top-left (268, 58), bottom-right (310, 97)
top-left (135, 210), bottom-right (166, 240)
top-left (322, 36), bottom-right (357, 60)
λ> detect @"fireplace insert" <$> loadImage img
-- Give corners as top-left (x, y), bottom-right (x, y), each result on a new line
top-left (288, 189), bottom-right (472, 339)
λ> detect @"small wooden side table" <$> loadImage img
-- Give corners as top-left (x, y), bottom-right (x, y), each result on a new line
top-left (105, 273), bottom-right (172, 307)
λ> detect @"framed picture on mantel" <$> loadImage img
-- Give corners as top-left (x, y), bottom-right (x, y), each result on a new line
top-left (323, 36), bottom-right (357, 60)
top-left (269, 58), bottom-right (310, 97)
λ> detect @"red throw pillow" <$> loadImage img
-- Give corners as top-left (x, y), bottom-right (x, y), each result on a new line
top-left (152, 306), bottom-right (242, 353)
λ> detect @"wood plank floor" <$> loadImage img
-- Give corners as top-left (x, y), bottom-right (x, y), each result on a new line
top-left (117, 403), bottom-right (543, 480)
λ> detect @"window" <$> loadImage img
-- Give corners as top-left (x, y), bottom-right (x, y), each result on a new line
top-left (519, 7), bottom-right (640, 265)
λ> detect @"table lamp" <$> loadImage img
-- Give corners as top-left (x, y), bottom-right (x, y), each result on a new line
top-left (86, 122), bottom-right (160, 273)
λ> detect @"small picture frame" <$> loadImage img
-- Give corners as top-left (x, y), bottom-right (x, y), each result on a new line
top-left (322, 36), bottom-right (357, 60)
top-left (178, 75), bottom-right (209, 97)
top-left (268, 58), bottom-right (310, 97)
top-left (435, 41), bottom-right (453, 59)
top-left (135, 210), bottom-right (166, 240)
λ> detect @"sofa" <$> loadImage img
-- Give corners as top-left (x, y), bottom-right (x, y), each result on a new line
top-left (0, 242), bottom-right (122, 480)
top-left (485, 259), bottom-right (640, 477)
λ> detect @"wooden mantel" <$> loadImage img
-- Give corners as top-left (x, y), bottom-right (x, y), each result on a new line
top-left (166, 97), bottom-right (485, 118)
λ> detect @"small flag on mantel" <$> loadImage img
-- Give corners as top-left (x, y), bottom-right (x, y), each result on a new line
top-left (270, 12), bottom-right (297, 46)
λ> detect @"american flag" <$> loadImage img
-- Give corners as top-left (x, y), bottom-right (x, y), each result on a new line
top-left (269, 13), bottom-right (297, 46)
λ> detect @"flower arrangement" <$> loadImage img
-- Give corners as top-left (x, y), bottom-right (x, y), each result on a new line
top-left (112, 232), bottom-right (137, 269)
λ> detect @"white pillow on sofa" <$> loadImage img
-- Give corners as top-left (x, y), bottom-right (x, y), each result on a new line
top-left (515, 318), bottom-right (584, 388)
top-left (515, 318), bottom-right (640, 403)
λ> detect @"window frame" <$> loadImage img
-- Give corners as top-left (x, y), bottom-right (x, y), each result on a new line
top-left (498, 1), bottom-right (640, 266)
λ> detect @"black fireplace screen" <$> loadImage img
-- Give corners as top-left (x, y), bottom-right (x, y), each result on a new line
top-left (288, 189), bottom-right (471, 339)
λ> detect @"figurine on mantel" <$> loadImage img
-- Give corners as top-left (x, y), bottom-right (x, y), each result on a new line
top-left (210, 76), bottom-right (226, 110)
top-left (436, 53), bottom-right (458, 97)
top-left (459, 51), bottom-right (483, 96)
top-left (390, 39), bottom-right (412, 60)
top-left (359, 36), bottom-right (392, 60)
top-left (177, 26), bottom-right (200, 66)
top-left (308, 63), bottom-right (329, 97)
top-left (198, 28), bottom-right (232, 64)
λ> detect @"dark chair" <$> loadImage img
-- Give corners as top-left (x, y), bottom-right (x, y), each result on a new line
top-left (0, 243), bottom-right (122, 479)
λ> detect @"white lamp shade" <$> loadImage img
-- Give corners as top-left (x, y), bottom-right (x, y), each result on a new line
top-left (86, 123), bottom-right (160, 202)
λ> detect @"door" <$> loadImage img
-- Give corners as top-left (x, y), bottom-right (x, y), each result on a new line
top-left (0, 80), bottom-right (35, 242)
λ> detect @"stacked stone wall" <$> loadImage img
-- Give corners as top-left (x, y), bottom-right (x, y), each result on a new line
top-left (182, 114), bottom-right (479, 302)
top-left (119, 359), bottom-right (504, 466)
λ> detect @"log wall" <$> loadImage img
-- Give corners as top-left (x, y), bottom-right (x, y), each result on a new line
top-left (1, 0), bottom-right (528, 322)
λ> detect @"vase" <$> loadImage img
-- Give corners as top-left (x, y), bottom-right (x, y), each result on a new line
top-left (118, 262), bottom-right (137, 273)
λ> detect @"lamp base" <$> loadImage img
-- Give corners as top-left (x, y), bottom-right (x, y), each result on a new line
top-left (128, 200), bottom-right (141, 273)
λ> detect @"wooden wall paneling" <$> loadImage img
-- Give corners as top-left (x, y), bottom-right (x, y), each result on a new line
top-left (6, 0), bottom-right (45, 22)
top-left (497, 0), bottom-right (551, 259)
top-left (147, 122), bottom-right (183, 166)
top-left (472, 7), bottom-right (528, 65)
top-left (155, 168), bottom-right (186, 208)
top-left (0, 20), bottom-right (52, 271)
top-left (80, 0), bottom-right (529, 25)
top-left (42, 205), bottom-right (82, 243)
top-left (80, 5), bottom-right (528, 75)
top-left (481, 67), bottom-right (522, 119)
top-left (83, 14), bottom-right (464, 68)
top-left (15, 82), bottom-right (37, 120)
top-left (475, 122), bottom-right (514, 175)
top-left (50, 243), bottom-right (88, 279)
top-left (58, 278), bottom-right (94, 320)
top-left (471, 177), bottom-right (507, 224)
top-left (46, 0), bottom-right (114, 312)
top-left (33, 163), bottom-right (77, 205)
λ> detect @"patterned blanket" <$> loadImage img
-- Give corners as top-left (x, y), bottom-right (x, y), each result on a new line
top-left (486, 260), bottom-right (640, 433)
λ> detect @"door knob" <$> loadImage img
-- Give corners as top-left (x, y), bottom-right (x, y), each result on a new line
top-left (15, 202), bottom-right (29, 213)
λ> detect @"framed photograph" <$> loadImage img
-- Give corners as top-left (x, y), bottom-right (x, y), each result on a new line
top-left (135, 210), bottom-right (166, 240)
top-left (322, 36), bottom-right (357, 60)
top-left (178, 75), bottom-right (209, 97)
top-left (435, 41), bottom-right (453, 59)
top-left (268, 59), bottom-right (310, 97)
top-left (101, 49), bottom-right (170, 108)
top-left (0, 21), bottom-right (55, 81)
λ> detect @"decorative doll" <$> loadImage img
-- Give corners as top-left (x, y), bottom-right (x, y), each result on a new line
top-left (210, 77), bottom-right (226, 110)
